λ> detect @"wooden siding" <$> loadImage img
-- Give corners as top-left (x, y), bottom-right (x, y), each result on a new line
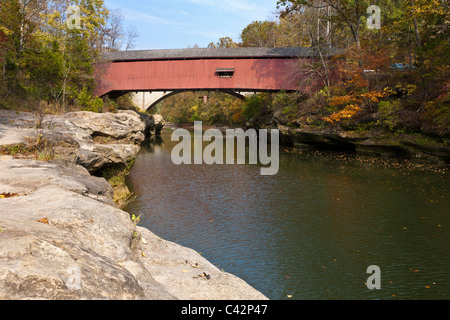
top-left (95, 57), bottom-right (310, 97)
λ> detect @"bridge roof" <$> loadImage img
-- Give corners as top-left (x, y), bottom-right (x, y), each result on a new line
top-left (103, 47), bottom-right (342, 62)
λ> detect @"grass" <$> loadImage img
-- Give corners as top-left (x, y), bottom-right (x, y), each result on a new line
top-left (0, 135), bottom-right (56, 161)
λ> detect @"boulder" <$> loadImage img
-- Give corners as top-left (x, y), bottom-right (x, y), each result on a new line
top-left (0, 157), bottom-right (267, 300)
top-left (137, 113), bottom-right (166, 135)
top-left (0, 110), bottom-right (268, 300)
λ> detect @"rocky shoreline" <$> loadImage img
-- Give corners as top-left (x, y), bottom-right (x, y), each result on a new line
top-left (275, 125), bottom-right (450, 165)
top-left (266, 109), bottom-right (450, 165)
top-left (0, 110), bottom-right (268, 300)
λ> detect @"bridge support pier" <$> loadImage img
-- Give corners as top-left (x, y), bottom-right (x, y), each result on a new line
top-left (132, 92), bottom-right (173, 112)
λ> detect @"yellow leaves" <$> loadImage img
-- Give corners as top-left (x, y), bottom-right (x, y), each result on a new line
top-left (408, 0), bottom-right (447, 17)
top-left (131, 214), bottom-right (140, 224)
top-left (0, 193), bottom-right (19, 199)
top-left (0, 26), bottom-right (13, 36)
top-left (384, 84), bottom-right (417, 97)
top-left (47, 11), bottom-right (62, 27)
top-left (359, 91), bottom-right (387, 103)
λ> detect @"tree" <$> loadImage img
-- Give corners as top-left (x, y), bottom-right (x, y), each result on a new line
top-left (240, 21), bottom-right (279, 47)
top-left (207, 37), bottom-right (238, 48)
top-left (101, 8), bottom-right (124, 52)
top-left (125, 25), bottom-right (139, 51)
top-left (0, 0), bottom-right (29, 99)
top-left (277, 0), bottom-right (375, 49)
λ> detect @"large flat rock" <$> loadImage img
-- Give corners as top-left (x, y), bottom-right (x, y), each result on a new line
top-left (0, 110), bottom-right (268, 300)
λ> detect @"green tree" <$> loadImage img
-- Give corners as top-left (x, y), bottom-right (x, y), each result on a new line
top-left (240, 21), bottom-right (279, 47)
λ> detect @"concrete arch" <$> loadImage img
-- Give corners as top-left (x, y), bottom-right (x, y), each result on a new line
top-left (137, 90), bottom-right (248, 111)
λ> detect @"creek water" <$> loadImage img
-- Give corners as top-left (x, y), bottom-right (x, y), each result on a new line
top-left (125, 129), bottom-right (450, 300)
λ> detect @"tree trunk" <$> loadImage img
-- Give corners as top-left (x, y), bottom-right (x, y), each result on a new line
top-left (411, 1), bottom-right (422, 47)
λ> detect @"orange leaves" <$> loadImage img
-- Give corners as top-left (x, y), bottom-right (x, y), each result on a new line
top-left (329, 95), bottom-right (358, 108)
top-left (359, 91), bottom-right (387, 104)
top-left (324, 90), bottom-right (385, 125)
top-left (324, 90), bottom-right (386, 125)
top-left (324, 104), bottom-right (362, 124)
top-left (37, 218), bottom-right (49, 224)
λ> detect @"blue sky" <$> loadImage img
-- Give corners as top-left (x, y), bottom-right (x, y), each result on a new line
top-left (103, 0), bottom-right (279, 50)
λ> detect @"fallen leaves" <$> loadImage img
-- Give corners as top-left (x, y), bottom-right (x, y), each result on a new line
top-left (37, 218), bottom-right (49, 224)
top-left (197, 272), bottom-right (211, 280)
top-left (0, 193), bottom-right (19, 199)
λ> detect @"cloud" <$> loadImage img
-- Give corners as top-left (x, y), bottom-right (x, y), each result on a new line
top-left (121, 10), bottom-right (175, 25)
top-left (104, 1), bottom-right (190, 26)
top-left (144, 6), bottom-right (190, 16)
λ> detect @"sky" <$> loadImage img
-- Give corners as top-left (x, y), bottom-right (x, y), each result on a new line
top-left (103, 0), bottom-right (280, 50)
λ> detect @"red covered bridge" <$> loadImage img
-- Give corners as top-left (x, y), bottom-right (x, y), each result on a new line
top-left (95, 47), bottom-right (340, 110)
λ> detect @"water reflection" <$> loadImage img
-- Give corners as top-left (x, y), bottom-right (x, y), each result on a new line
top-left (125, 130), bottom-right (450, 300)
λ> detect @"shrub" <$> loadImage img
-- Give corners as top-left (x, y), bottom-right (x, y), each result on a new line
top-left (377, 100), bottom-right (403, 130)
top-left (77, 86), bottom-right (103, 113)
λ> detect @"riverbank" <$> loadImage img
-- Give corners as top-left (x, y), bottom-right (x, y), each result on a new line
top-left (0, 110), bottom-right (268, 300)
top-left (165, 119), bottom-right (450, 168)
top-left (276, 125), bottom-right (450, 166)
top-left (265, 109), bottom-right (450, 166)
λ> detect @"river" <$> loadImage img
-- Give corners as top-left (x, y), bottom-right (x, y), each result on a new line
top-left (125, 128), bottom-right (450, 300)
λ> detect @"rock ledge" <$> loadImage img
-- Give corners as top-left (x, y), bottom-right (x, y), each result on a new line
top-left (0, 110), bottom-right (267, 300)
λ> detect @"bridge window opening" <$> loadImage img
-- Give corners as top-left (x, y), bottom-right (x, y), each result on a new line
top-left (215, 68), bottom-right (235, 78)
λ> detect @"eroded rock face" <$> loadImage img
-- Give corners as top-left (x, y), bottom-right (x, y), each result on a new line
top-left (0, 110), bottom-right (268, 300)
top-left (0, 157), bottom-right (171, 300)
top-left (277, 124), bottom-right (450, 163)
top-left (0, 110), bottom-right (164, 173)
top-left (0, 157), bottom-right (267, 300)
top-left (0, 158), bottom-right (115, 206)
